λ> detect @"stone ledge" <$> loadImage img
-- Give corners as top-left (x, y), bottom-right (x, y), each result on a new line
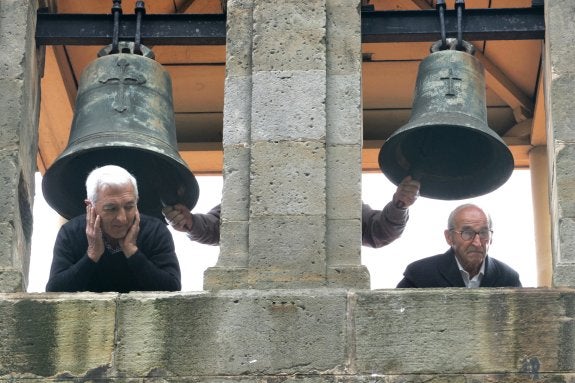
top-left (0, 288), bottom-right (572, 380)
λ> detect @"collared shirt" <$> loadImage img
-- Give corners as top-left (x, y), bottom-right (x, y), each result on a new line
top-left (104, 238), bottom-right (123, 254)
top-left (455, 257), bottom-right (486, 288)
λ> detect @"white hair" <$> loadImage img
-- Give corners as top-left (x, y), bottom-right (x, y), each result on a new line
top-left (85, 165), bottom-right (138, 203)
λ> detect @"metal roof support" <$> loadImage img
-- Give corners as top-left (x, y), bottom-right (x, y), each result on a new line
top-left (35, 6), bottom-right (544, 46)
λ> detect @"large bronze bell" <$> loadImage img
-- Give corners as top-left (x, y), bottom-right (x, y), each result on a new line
top-left (378, 39), bottom-right (514, 200)
top-left (42, 42), bottom-right (199, 221)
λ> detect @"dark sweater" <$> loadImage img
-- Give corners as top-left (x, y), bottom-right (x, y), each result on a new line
top-left (46, 214), bottom-right (181, 292)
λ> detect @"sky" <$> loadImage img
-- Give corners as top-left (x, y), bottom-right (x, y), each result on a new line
top-left (28, 169), bottom-right (537, 292)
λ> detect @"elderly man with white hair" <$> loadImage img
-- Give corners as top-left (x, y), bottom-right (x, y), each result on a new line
top-left (46, 165), bottom-right (181, 293)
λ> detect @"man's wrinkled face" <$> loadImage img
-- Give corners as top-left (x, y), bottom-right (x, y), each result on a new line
top-left (444, 206), bottom-right (492, 275)
top-left (93, 183), bottom-right (138, 240)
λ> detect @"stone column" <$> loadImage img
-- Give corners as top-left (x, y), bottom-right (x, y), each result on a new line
top-left (204, 0), bottom-right (368, 289)
top-left (529, 146), bottom-right (552, 287)
top-left (544, 2), bottom-right (575, 286)
top-left (0, 0), bottom-right (40, 292)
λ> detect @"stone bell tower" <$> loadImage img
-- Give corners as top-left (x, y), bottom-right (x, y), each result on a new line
top-left (5, 1), bottom-right (575, 382)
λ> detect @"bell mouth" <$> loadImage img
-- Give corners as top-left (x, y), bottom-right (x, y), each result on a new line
top-left (378, 122), bottom-right (514, 200)
top-left (98, 42), bottom-right (155, 59)
top-left (42, 145), bottom-right (199, 221)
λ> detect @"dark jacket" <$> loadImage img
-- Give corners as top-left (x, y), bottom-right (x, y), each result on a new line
top-left (46, 213), bottom-right (181, 293)
top-left (396, 248), bottom-right (522, 288)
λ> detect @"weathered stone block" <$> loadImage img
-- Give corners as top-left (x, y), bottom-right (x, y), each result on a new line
top-left (248, 215), bottom-right (326, 270)
top-left (546, 73), bottom-right (575, 142)
top-left (326, 74), bottom-right (362, 145)
top-left (250, 141), bottom-right (326, 216)
top-left (557, 217), bottom-right (575, 264)
top-left (0, 269), bottom-right (24, 293)
top-left (326, 0), bottom-right (361, 75)
top-left (354, 289), bottom-right (570, 374)
top-left (115, 290), bottom-right (348, 376)
top-left (251, 71), bottom-right (327, 142)
top-left (252, 0), bottom-right (326, 72)
top-left (0, 153), bottom-right (21, 292)
top-left (0, 1), bottom-right (41, 179)
top-left (223, 76), bottom-right (252, 146)
top-left (326, 265), bottom-right (370, 289)
top-left (326, 145), bottom-right (362, 220)
top-left (218, 220), bottom-right (249, 267)
top-left (0, 222), bottom-right (16, 269)
top-left (222, 144), bottom-right (250, 221)
top-left (545, 1), bottom-right (575, 74)
top-left (0, 293), bottom-right (117, 377)
top-left (204, 266), bottom-right (249, 290)
top-left (326, 218), bottom-right (361, 266)
top-left (225, 0), bottom-right (254, 77)
top-left (554, 216), bottom-right (575, 287)
top-left (0, 78), bottom-right (25, 146)
top-left (553, 263), bottom-right (575, 288)
top-left (0, 1), bottom-right (35, 80)
top-left (553, 144), bottom-right (575, 218)
top-left (0, 153), bottom-right (20, 218)
top-left (0, 155), bottom-right (34, 294)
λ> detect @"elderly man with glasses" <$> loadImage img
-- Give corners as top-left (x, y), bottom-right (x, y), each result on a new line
top-left (396, 203), bottom-right (521, 288)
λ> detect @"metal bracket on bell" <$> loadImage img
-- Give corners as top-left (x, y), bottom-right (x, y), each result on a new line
top-left (110, 0), bottom-right (123, 54)
top-left (430, 38), bottom-right (475, 56)
top-left (134, 1), bottom-right (146, 55)
top-left (436, 0), bottom-right (468, 52)
top-left (98, 41), bottom-right (155, 59)
top-left (106, 0), bottom-right (149, 57)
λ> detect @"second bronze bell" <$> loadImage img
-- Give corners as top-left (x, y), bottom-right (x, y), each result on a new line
top-left (42, 42), bottom-right (199, 221)
top-left (378, 39), bottom-right (514, 200)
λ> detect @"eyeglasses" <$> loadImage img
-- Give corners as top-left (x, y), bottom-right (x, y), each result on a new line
top-left (450, 229), bottom-right (492, 241)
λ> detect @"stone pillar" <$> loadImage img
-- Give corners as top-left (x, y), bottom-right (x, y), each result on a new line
top-left (204, 0), bottom-right (368, 289)
top-left (544, 2), bottom-right (575, 286)
top-left (0, 0), bottom-right (41, 292)
top-left (529, 146), bottom-right (552, 287)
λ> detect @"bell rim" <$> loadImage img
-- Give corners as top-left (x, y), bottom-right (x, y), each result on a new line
top-left (378, 123), bottom-right (515, 200)
top-left (42, 145), bottom-right (200, 220)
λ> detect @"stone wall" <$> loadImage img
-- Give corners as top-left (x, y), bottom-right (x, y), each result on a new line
top-left (0, 0), bottom-right (40, 292)
top-left (1, 288), bottom-right (574, 381)
top-left (545, 1), bottom-right (575, 286)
